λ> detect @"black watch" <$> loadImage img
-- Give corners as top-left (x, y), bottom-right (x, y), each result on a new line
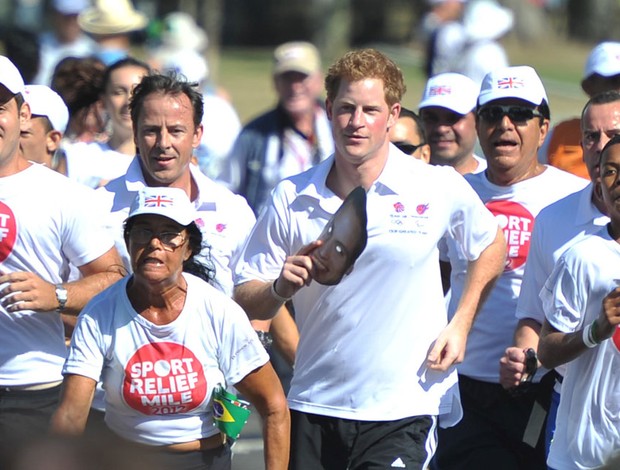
top-left (255, 330), bottom-right (273, 350)
top-left (522, 348), bottom-right (538, 383)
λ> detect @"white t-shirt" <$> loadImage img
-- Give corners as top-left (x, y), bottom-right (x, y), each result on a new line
top-left (446, 166), bottom-right (588, 382)
top-left (516, 183), bottom-right (608, 380)
top-left (0, 163), bottom-right (114, 386)
top-left (64, 273), bottom-right (268, 446)
top-left (517, 183), bottom-right (608, 325)
top-left (541, 230), bottom-right (620, 470)
top-left (235, 149), bottom-right (499, 422)
top-left (98, 159), bottom-right (256, 297)
top-left (472, 154), bottom-right (487, 174)
top-left (64, 141), bottom-right (134, 189)
top-left (196, 93), bottom-right (242, 180)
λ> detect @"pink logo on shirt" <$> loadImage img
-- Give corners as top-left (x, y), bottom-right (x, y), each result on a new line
top-left (0, 202), bottom-right (17, 262)
top-left (394, 202), bottom-right (405, 213)
top-left (486, 200), bottom-right (534, 271)
top-left (216, 223), bottom-right (227, 233)
top-left (123, 341), bottom-right (207, 416)
top-left (416, 204), bottom-right (430, 215)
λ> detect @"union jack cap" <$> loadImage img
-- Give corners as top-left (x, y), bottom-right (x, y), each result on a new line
top-left (478, 65), bottom-right (547, 107)
top-left (127, 187), bottom-right (195, 226)
top-left (419, 73), bottom-right (477, 115)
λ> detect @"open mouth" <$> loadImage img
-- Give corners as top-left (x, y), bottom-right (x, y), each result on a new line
top-left (493, 138), bottom-right (518, 151)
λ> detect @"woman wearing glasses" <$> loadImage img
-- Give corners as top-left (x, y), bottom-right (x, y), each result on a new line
top-left (51, 187), bottom-right (290, 470)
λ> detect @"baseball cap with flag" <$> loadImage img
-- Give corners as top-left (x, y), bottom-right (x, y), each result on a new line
top-left (273, 41), bottom-right (320, 76)
top-left (127, 187), bottom-right (196, 226)
top-left (419, 73), bottom-right (478, 115)
top-left (477, 65), bottom-right (547, 107)
top-left (24, 85), bottom-right (69, 133)
top-left (0, 56), bottom-right (25, 95)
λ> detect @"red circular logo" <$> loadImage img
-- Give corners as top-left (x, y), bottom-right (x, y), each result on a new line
top-left (612, 326), bottom-right (620, 352)
top-left (486, 200), bottom-right (535, 272)
top-left (0, 201), bottom-right (16, 263)
top-left (123, 341), bottom-right (207, 416)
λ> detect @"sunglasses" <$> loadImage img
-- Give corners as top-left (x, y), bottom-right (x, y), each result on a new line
top-left (477, 105), bottom-right (544, 124)
top-left (129, 227), bottom-right (186, 251)
top-left (393, 141), bottom-right (425, 155)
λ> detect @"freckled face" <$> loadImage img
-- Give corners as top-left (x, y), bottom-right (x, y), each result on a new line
top-left (327, 78), bottom-right (399, 166)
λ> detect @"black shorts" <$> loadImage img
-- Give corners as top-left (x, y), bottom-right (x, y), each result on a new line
top-left (0, 384), bottom-right (62, 465)
top-left (290, 410), bottom-right (437, 470)
top-left (431, 374), bottom-right (552, 470)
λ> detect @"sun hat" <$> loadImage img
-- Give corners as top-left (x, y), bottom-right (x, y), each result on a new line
top-left (127, 187), bottom-right (196, 226)
top-left (419, 72), bottom-right (478, 115)
top-left (0, 56), bottom-right (25, 95)
top-left (53, 0), bottom-right (90, 15)
top-left (160, 12), bottom-right (208, 52)
top-left (24, 85), bottom-right (69, 133)
top-left (273, 42), bottom-right (320, 76)
top-left (478, 65), bottom-right (547, 107)
top-left (463, 0), bottom-right (513, 42)
top-left (155, 49), bottom-right (209, 84)
top-left (78, 0), bottom-right (148, 35)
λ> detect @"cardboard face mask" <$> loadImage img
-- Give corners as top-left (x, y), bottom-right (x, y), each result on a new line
top-left (310, 186), bottom-right (368, 285)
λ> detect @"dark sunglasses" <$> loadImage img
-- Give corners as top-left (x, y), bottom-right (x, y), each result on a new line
top-left (393, 141), bottom-right (425, 155)
top-left (477, 105), bottom-right (544, 124)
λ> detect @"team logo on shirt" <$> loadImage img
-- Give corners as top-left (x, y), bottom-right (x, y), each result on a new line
top-left (0, 202), bottom-right (16, 262)
top-left (486, 200), bottom-right (534, 271)
top-left (389, 200), bottom-right (430, 234)
top-left (123, 341), bottom-right (207, 416)
top-left (216, 223), bottom-right (227, 233)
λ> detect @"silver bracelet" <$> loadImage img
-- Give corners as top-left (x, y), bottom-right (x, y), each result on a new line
top-left (270, 280), bottom-right (291, 303)
top-left (582, 321), bottom-right (598, 348)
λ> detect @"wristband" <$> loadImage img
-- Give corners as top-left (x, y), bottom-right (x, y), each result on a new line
top-left (270, 280), bottom-right (291, 303)
top-left (582, 321), bottom-right (599, 348)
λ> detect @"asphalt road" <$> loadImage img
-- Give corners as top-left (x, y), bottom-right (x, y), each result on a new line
top-left (231, 406), bottom-right (265, 469)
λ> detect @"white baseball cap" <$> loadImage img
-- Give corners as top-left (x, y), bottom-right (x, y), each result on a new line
top-left (583, 42), bottom-right (620, 79)
top-left (419, 73), bottom-right (478, 115)
top-left (0, 56), bottom-right (25, 95)
top-left (478, 65), bottom-right (548, 107)
top-left (24, 85), bottom-right (69, 133)
top-left (127, 187), bottom-right (196, 226)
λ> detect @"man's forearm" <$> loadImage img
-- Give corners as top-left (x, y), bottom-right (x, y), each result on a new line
top-left (539, 320), bottom-right (589, 369)
top-left (513, 318), bottom-right (542, 349)
top-left (63, 270), bottom-right (124, 315)
top-left (451, 227), bottom-right (506, 332)
top-left (235, 280), bottom-right (287, 320)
